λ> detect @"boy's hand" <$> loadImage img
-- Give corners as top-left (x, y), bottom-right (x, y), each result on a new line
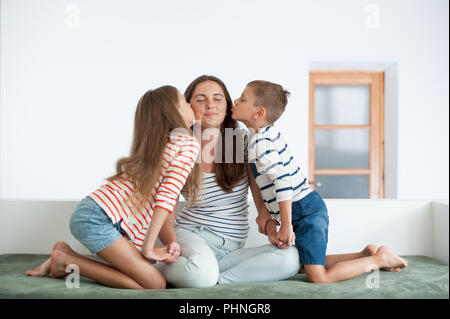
top-left (162, 241), bottom-right (181, 264)
top-left (276, 224), bottom-right (295, 248)
top-left (255, 208), bottom-right (272, 235)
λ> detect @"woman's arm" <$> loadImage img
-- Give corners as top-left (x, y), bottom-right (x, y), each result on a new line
top-left (247, 163), bottom-right (272, 234)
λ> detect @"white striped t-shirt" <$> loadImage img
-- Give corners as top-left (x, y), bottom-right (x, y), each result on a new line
top-left (248, 125), bottom-right (312, 220)
top-left (176, 172), bottom-right (250, 242)
top-left (89, 133), bottom-right (200, 251)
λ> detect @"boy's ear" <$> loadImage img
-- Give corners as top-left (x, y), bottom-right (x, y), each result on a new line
top-left (253, 106), bottom-right (266, 120)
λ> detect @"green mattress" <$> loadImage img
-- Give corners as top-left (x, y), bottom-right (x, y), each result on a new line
top-left (0, 254), bottom-right (448, 299)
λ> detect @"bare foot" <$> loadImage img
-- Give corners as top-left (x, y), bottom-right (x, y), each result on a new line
top-left (52, 241), bottom-right (76, 255)
top-left (363, 244), bottom-right (401, 271)
top-left (362, 244), bottom-right (378, 257)
top-left (49, 250), bottom-right (69, 279)
top-left (376, 246), bottom-right (408, 272)
top-left (25, 257), bottom-right (52, 277)
top-left (25, 241), bottom-right (74, 277)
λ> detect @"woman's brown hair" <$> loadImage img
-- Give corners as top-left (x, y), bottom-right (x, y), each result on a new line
top-left (184, 75), bottom-right (247, 192)
top-left (107, 85), bottom-right (202, 212)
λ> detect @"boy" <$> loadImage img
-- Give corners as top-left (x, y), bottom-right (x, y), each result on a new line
top-left (231, 80), bottom-right (408, 283)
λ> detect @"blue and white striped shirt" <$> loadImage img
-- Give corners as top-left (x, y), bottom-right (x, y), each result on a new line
top-left (176, 173), bottom-right (250, 242)
top-left (248, 125), bottom-right (312, 220)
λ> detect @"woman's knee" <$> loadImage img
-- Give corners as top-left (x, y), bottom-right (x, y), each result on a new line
top-left (276, 246), bottom-right (301, 276)
top-left (181, 253), bottom-right (219, 287)
top-left (165, 253), bottom-right (219, 288)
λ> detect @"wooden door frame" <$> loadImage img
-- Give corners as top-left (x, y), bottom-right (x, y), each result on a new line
top-left (308, 70), bottom-right (385, 198)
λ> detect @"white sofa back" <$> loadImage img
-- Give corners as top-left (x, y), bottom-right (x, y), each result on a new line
top-left (1, 199), bottom-right (448, 265)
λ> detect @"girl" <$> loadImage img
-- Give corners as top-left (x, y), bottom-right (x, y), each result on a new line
top-left (25, 85), bottom-right (202, 289)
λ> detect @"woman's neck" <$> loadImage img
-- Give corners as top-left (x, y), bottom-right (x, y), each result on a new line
top-left (200, 126), bottom-right (220, 146)
top-left (199, 125), bottom-right (221, 173)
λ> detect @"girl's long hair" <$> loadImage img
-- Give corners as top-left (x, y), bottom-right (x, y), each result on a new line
top-left (185, 75), bottom-right (247, 192)
top-left (107, 85), bottom-right (201, 212)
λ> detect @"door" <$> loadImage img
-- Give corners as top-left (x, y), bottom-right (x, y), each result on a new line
top-left (309, 71), bottom-right (384, 198)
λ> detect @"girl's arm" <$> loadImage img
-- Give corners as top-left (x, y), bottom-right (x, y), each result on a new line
top-left (141, 207), bottom-right (172, 262)
top-left (158, 201), bottom-right (177, 245)
top-left (144, 137), bottom-right (199, 262)
top-left (157, 198), bottom-right (181, 264)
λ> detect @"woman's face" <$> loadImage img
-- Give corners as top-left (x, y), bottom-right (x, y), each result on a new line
top-left (189, 81), bottom-right (228, 129)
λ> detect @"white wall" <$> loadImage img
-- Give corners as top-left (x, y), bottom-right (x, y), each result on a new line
top-left (1, 0), bottom-right (448, 200)
top-left (432, 201), bottom-right (450, 265)
top-left (1, 199), bottom-right (448, 265)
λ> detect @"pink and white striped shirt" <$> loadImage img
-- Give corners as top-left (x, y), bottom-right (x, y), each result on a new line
top-left (88, 133), bottom-right (200, 251)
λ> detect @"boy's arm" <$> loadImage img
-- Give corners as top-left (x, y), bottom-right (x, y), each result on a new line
top-left (253, 145), bottom-right (294, 246)
top-left (251, 133), bottom-right (294, 245)
top-left (276, 200), bottom-right (295, 247)
top-left (247, 163), bottom-right (272, 234)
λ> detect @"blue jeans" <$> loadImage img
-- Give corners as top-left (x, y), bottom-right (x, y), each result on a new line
top-left (292, 191), bottom-right (329, 266)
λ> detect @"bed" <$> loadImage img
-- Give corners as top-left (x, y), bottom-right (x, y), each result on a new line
top-left (0, 199), bottom-right (448, 300)
top-left (0, 254), bottom-right (447, 299)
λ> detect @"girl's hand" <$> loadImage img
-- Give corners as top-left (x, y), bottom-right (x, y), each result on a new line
top-left (143, 247), bottom-right (172, 263)
top-left (163, 241), bottom-right (181, 264)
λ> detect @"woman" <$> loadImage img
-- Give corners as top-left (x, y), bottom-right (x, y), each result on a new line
top-left (154, 75), bottom-right (300, 288)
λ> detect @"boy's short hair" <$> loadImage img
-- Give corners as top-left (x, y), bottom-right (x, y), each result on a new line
top-left (247, 80), bottom-right (290, 124)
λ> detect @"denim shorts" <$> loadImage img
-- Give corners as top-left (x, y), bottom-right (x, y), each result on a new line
top-left (69, 196), bottom-right (124, 254)
top-left (292, 191), bottom-right (329, 266)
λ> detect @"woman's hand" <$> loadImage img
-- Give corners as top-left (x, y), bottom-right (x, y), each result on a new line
top-left (162, 241), bottom-right (181, 264)
top-left (255, 208), bottom-right (272, 235)
top-left (266, 219), bottom-right (284, 249)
